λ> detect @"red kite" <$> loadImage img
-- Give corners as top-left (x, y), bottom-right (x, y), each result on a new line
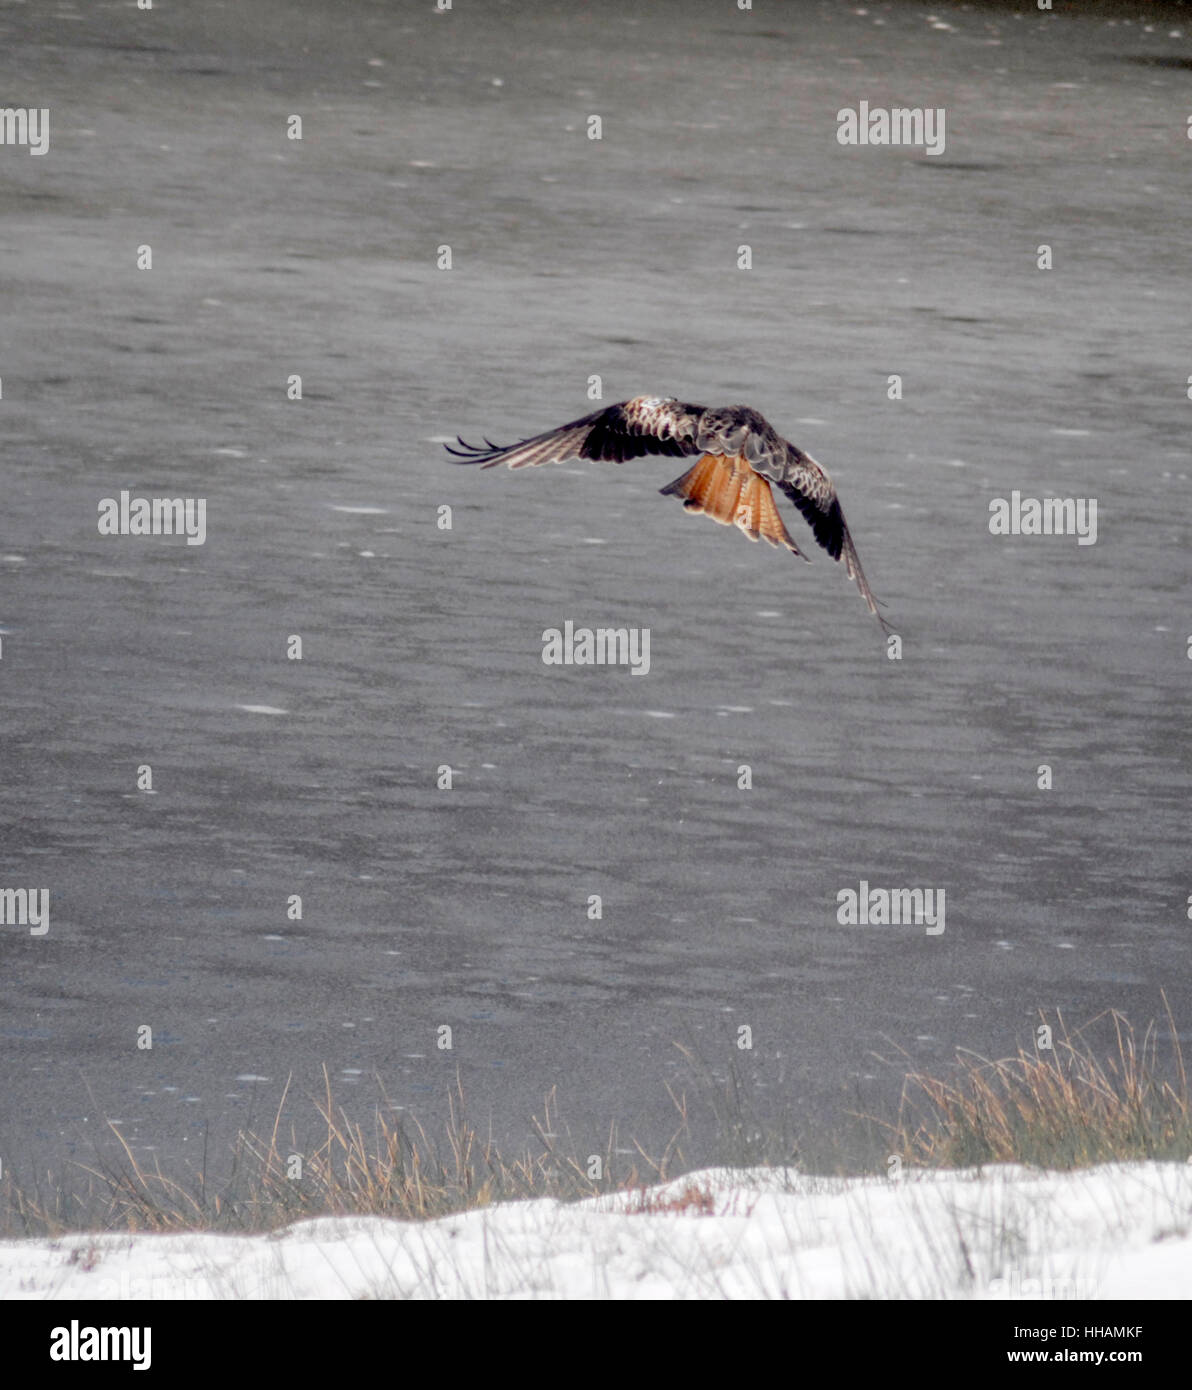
top-left (448, 395), bottom-right (890, 631)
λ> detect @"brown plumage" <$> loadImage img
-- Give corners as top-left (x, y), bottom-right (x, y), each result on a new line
top-left (661, 454), bottom-right (803, 553)
top-left (446, 395), bottom-right (891, 632)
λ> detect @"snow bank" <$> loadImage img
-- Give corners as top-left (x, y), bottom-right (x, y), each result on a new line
top-left (4, 1162), bottom-right (1190, 1300)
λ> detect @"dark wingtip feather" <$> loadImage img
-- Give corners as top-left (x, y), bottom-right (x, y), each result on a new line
top-left (444, 435), bottom-right (506, 464)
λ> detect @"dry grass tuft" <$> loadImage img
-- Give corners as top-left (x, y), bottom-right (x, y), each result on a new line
top-left (2, 1069), bottom-right (685, 1238)
top-left (629, 1181), bottom-right (719, 1216)
top-left (886, 994), bottom-right (1189, 1170)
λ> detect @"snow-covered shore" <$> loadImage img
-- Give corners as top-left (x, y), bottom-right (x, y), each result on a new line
top-left (5, 1162), bottom-right (1190, 1300)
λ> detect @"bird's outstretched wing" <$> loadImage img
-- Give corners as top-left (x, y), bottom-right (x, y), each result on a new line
top-left (445, 396), bottom-right (705, 469)
top-left (776, 445), bottom-right (891, 632)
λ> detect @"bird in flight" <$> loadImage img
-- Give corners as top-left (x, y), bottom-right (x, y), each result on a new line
top-left (447, 396), bottom-right (891, 631)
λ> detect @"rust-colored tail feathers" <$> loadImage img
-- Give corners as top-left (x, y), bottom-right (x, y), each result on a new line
top-left (660, 454), bottom-right (807, 558)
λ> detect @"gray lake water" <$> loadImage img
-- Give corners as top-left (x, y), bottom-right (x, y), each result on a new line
top-left (1, 0), bottom-right (1189, 1195)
